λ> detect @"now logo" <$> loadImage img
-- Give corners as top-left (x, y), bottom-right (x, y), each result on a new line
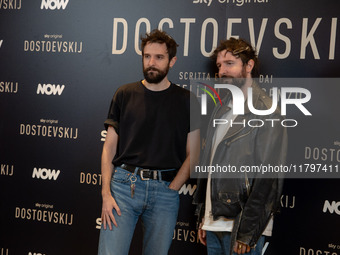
top-left (323, 200), bottom-right (340, 215)
top-left (40, 0), bottom-right (69, 10)
top-left (178, 184), bottom-right (197, 196)
top-left (32, 167), bottom-right (61, 180)
top-left (37, 84), bottom-right (65, 95)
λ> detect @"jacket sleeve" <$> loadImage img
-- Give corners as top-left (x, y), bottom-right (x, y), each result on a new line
top-left (237, 114), bottom-right (288, 247)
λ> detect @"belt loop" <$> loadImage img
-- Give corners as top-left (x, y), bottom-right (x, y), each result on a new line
top-left (134, 167), bottom-right (139, 175)
top-left (158, 171), bottom-right (162, 181)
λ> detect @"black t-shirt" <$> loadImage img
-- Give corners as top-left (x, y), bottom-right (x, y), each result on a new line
top-left (104, 81), bottom-right (200, 169)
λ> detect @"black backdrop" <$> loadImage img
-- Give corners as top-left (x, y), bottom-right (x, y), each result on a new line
top-left (1, 1), bottom-right (340, 255)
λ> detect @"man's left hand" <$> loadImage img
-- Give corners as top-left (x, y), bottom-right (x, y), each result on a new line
top-left (233, 241), bottom-right (251, 254)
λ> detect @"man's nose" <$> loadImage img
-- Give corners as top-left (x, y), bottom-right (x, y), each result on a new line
top-left (219, 68), bottom-right (227, 78)
top-left (148, 56), bottom-right (156, 66)
top-left (219, 64), bottom-right (232, 78)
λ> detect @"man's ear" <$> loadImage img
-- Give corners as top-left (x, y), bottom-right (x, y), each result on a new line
top-left (246, 59), bottom-right (254, 74)
top-left (169, 56), bottom-right (177, 68)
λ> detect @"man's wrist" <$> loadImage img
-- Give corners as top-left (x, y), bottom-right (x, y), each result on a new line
top-left (101, 189), bottom-right (112, 197)
top-left (168, 182), bottom-right (179, 191)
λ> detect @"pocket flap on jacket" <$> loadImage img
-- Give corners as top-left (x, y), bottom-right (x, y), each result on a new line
top-left (218, 192), bottom-right (240, 205)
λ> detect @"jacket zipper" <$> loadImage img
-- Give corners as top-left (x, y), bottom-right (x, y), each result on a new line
top-left (245, 172), bottom-right (250, 197)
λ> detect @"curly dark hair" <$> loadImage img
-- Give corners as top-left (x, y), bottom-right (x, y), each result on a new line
top-left (141, 29), bottom-right (178, 60)
top-left (211, 37), bottom-right (259, 77)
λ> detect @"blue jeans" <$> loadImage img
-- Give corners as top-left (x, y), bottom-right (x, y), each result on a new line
top-left (98, 167), bottom-right (180, 255)
top-left (206, 231), bottom-right (265, 255)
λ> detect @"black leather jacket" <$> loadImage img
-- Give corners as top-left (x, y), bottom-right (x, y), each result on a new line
top-left (193, 82), bottom-right (288, 250)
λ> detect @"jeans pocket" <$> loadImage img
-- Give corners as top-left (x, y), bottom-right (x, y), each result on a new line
top-left (112, 167), bottom-right (131, 184)
top-left (161, 181), bottom-right (179, 194)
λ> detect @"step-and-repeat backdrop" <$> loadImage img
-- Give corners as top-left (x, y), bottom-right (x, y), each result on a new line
top-left (1, 1), bottom-right (340, 255)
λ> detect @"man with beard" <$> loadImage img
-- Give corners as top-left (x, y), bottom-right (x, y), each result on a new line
top-left (98, 29), bottom-right (200, 255)
top-left (193, 38), bottom-right (287, 255)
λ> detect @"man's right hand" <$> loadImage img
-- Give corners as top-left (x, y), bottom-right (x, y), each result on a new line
top-left (198, 227), bottom-right (207, 246)
top-left (101, 194), bottom-right (121, 230)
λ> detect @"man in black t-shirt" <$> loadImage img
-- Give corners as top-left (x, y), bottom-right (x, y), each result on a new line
top-left (98, 29), bottom-right (200, 255)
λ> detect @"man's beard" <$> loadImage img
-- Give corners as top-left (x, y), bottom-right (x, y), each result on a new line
top-left (220, 67), bottom-right (248, 88)
top-left (143, 65), bottom-right (170, 84)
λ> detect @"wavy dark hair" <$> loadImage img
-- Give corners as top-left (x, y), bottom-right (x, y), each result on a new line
top-left (211, 37), bottom-right (259, 77)
top-left (141, 29), bottom-right (178, 60)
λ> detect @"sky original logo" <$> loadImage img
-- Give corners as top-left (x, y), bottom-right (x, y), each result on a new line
top-left (218, 0), bottom-right (269, 7)
top-left (193, 0), bottom-right (212, 7)
top-left (41, 0), bottom-right (69, 10)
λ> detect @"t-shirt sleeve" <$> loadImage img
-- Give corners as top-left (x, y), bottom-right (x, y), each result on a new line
top-left (104, 89), bottom-right (121, 133)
